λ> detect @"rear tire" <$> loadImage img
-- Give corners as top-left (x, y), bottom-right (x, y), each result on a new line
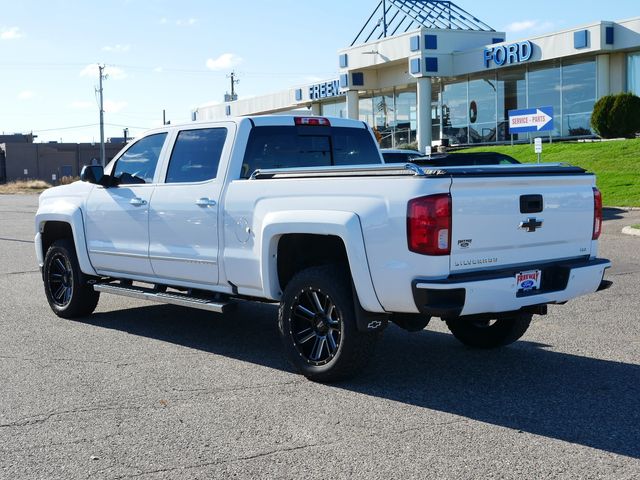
top-left (278, 265), bottom-right (379, 382)
top-left (445, 313), bottom-right (532, 349)
top-left (43, 239), bottom-right (100, 319)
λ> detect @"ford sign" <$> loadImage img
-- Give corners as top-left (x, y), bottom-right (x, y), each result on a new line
top-left (484, 40), bottom-right (533, 68)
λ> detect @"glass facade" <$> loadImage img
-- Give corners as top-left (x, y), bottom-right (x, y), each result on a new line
top-left (321, 100), bottom-right (346, 118)
top-left (319, 57), bottom-right (598, 146)
top-left (355, 89), bottom-right (417, 148)
top-left (345, 58), bottom-right (597, 146)
top-left (440, 57), bottom-right (597, 144)
top-left (562, 59), bottom-right (597, 137)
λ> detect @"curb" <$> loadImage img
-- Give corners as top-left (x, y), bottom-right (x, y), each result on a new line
top-left (622, 226), bottom-right (640, 237)
top-left (605, 207), bottom-right (640, 211)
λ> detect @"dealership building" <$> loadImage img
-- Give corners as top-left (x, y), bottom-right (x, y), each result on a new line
top-left (194, 0), bottom-right (640, 151)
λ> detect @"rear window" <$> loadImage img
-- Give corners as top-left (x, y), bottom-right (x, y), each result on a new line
top-left (241, 126), bottom-right (381, 178)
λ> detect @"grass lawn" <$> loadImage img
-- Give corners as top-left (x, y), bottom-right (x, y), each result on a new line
top-left (463, 139), bottom-right (640, 207)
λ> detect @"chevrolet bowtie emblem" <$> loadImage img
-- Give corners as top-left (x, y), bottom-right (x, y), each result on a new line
top-left (519, 217), bottom-right (543, 232)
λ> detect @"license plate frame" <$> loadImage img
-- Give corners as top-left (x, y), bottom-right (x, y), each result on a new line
top-left (516, 269), bottom-right (542, 293)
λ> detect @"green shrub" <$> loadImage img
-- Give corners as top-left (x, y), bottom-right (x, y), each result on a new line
top-left (610, 93), bottom-right (640, 138)
top-left (591, 92), bottom-right (640, 138)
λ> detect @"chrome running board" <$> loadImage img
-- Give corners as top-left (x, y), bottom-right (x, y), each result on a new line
top-left (94, 283), bottom-right (233, 314)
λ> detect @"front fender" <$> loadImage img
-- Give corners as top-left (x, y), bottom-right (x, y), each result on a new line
top-left (35, 200), bottom-right (97, 276)
top-left (260, 210), bottom-right (384, 313)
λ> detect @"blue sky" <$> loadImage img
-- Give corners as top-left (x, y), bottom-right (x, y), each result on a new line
top-left (1, 0), bottom-right (638, 142)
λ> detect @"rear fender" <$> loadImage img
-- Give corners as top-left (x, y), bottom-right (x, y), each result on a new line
top-left (260, 210), bottom-right (384, 313)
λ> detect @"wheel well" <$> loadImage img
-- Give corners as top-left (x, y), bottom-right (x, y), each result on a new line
top-left (277, 234), bottom-right (349, 292)
top-left (41, 221), bottom-right (74, 257)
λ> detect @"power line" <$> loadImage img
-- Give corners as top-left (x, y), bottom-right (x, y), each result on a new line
top-left (31, 123), bottom-right (149, 134)
top-left (31, 123), bottom-right (98, 133)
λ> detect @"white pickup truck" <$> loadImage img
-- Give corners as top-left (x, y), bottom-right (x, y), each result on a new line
top-left (35, 115), bottom-right (611, 381)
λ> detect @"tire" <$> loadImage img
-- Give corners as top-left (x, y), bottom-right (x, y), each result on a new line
top-left (445, 313), bottom-right (532, 349)
top-left (43, 239), bottom-right (100, 319)
top-left (278, 265), bottom-right (379, 382)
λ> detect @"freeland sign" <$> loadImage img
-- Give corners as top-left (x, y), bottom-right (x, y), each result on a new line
top-left (309, 79), bottom-right (343, 101)
top-left (484, 40), bottom-right (533, 68)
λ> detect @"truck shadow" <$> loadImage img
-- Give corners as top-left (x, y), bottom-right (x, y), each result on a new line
top-left (86, 301), bottom-right (639, 459)
top-left (603, 208), bottom-right (628, 221)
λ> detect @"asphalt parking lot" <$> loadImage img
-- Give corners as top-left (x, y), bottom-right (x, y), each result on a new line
top-left (0, 194), bottom-right (638, 479)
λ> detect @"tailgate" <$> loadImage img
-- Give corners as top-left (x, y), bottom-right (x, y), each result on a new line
top-left (449, 173), bottom-right (595, 273)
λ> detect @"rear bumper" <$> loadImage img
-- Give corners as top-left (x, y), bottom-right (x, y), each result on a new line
top-left (412, 258), bottom-right (611, 318)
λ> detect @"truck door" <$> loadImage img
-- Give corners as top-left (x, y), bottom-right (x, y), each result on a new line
top-left (148, 126), bottom-right (232, 286)
top-left (85, 133), bottom-right (168, 276)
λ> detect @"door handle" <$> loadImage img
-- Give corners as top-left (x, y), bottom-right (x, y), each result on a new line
top-left (130, 197), bottom-right (147, 206)
top-left (196, 198), bottom-right (217, 207)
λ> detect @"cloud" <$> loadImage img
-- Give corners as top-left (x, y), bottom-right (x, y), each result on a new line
top-left (70, 100), bottom-right (94, 109)
top-left (205, 53), bottom-right (243, 71)
top-left (1, 26), bottom-right (24, 40)
top-left (104, 100), bottom-right (128, 113)
top-left (153, 66), bottom-right (164, 73)
top-left (102, 44), bottom-right (130, 53)
top-left (17, 90), bottom-right (35, 100)
top-left (176, 18), bottom-right (197, 27)
top-left (159, 18), bottom-right (168, 24)
top-left (504, 20), bottom-right (556, 35)
top-left (79, 64), bottom-right (127, 80)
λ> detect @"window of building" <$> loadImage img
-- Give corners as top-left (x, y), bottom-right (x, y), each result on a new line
top-left (373, 93), bottom-right (395, 148)
top-left (165, 128), bottom-right (227, 183)
top-left (394, 90), bottom-right (417, 147)
top-left (628, 52), bottom-right (640, 96)
top-left (497, 68), bottom-right (526, 141)
top-left (322, 101), bottom-right (346, 118)
top-left (468, 75), bottom-right (498, 143)
top-left (562, 59), bottom-right (596, 137)
top-left (527, 62), bottom-right (561, 138)
top-left (113, 133), bottom-right (167, 184)
top-left (442, 79), bottom-right (469, 144)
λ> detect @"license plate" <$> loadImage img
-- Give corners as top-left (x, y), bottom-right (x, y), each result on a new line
top-left (516, 270), bottom-right (542, 292)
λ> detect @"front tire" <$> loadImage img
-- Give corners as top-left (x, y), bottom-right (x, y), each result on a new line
top-left (445, 313), bottom-right (532, 349)
top-left (278, 265), bottom-right (379, 382)
top-left (43, 239), bottom-right (100, 318)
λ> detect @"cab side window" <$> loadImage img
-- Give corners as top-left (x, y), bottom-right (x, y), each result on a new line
top-left (165, 128), bottom-right (227, 183)
top-left (113, 133), bottom-right (167, 185)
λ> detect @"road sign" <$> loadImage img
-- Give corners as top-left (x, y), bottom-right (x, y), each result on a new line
top-left (508, 106), bottom-right (554, 134)
top-left (534, 137), bottom-right (543, 154)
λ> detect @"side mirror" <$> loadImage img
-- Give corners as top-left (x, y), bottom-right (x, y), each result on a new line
top-left (80, 165), bottom-right (105, 185)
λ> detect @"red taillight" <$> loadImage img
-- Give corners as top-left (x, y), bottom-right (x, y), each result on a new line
top-left (593, 187), bottom-right (603, 240)
top-left (294, 117), bottom-right (331, 126)
top-left (407, 194), bottom-right (452, 255)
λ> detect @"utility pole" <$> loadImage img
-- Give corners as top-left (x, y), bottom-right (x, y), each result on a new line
top-left (96, 65), bottom-right (107, 166)
top-left (228, 71), bottom-right (239, 100)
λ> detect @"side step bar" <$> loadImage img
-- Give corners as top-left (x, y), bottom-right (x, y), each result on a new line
top-left (94, 283), bottom-right (233, 314)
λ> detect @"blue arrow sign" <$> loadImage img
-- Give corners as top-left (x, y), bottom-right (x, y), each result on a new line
top-left (508, 106), bottom-right (554, 134)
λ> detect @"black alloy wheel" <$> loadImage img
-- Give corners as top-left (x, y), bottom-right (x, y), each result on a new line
top-left (290, 287), bottom-right (343, 366)
top-left (46, 253), bottom-right (74, 308)
top-left (278, 265), bottom-right (379, 382)
top-left (43, 239), bottom-right (100, 318)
